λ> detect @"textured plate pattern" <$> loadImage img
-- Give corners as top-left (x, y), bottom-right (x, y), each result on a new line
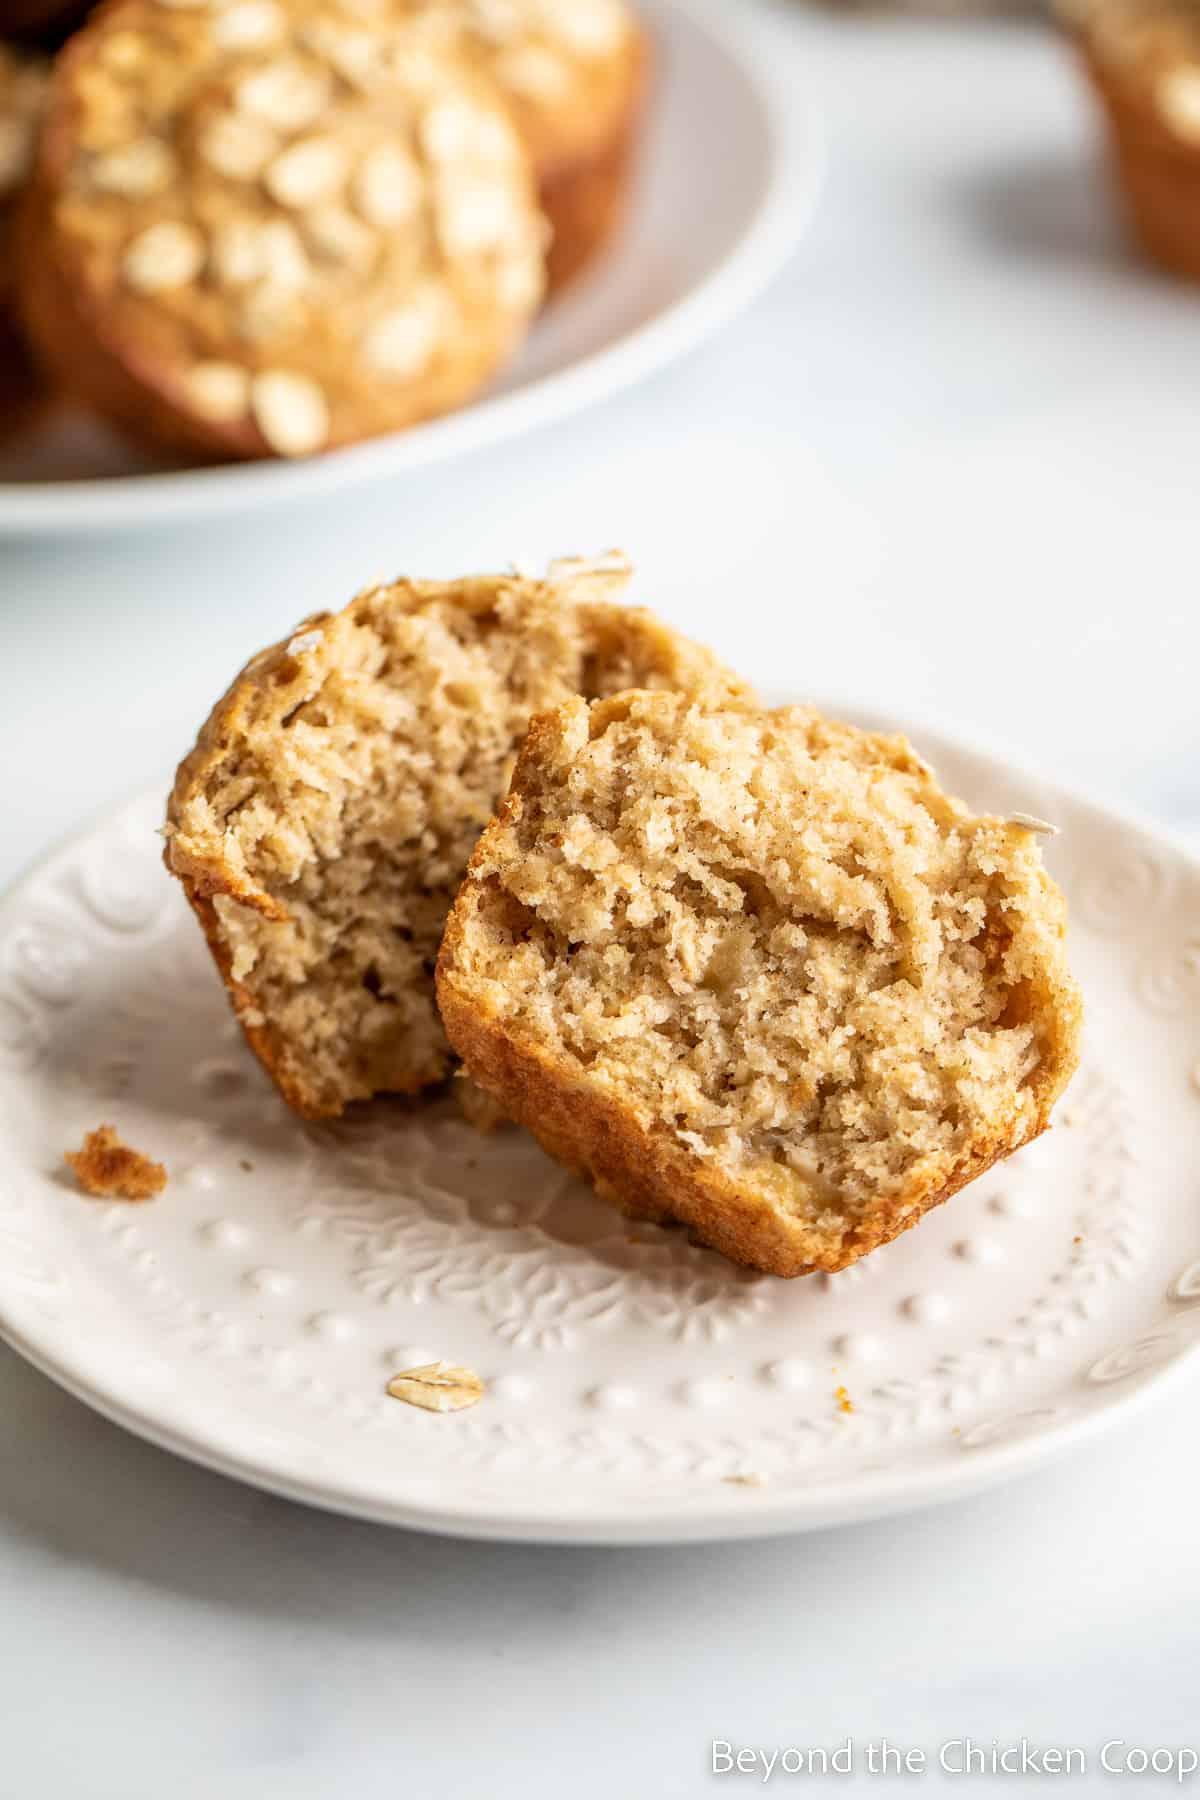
top-left (1, 713), bottom-right (1198, 1542)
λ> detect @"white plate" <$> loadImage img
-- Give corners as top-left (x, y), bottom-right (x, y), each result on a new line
top-left (1, 703), bottom-right (1198, 1544)
top-left (0, 0), bottom-right (819, 536)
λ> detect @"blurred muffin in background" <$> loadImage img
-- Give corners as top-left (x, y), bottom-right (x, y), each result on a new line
top-left (19, 0), bottom-right (548, 462)
top-left (1064, 0), bottom-right (1200, 279)
top-left (418, 0), bottom-right (650, 291)
top-left (0, 39), bottom-right (49, 441)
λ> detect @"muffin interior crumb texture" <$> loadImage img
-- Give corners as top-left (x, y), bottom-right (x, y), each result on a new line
top-left (165, 557), bottom-right (751, 1118)
top-left (64, 1124), bottom-right (167, 1200)
top-left (441, 693), bottom-right (1081, 1270)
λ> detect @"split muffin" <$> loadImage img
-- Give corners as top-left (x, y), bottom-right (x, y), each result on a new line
top-left (164, 557), bottom-right (753, 1117)
top-left (1064, 0), bottom-right (1200, 280)
top-left (438, 692), bottom-right (1083, 1277)
top-left (1, 4), bottom-right (95, 45)
top-left (19, 0), bottom-right (546, 459)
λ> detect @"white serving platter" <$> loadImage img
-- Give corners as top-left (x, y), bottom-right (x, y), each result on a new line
top-left (0, 702), bottom-right (1196, 1543)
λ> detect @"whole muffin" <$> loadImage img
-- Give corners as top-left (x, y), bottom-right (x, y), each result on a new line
top-left (1064, 0), bottom-right (1200, 279)
top-left (18, 0), bottom-right (547, 460)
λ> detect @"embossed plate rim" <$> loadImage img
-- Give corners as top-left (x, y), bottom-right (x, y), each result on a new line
top-left (0, 699), bottom-right (1198, 1544)
top-left (3, 1305), bottom-right (1199, 1545)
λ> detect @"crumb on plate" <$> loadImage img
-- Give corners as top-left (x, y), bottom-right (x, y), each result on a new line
top-left (64, 1124), bottom-right (166, 1200)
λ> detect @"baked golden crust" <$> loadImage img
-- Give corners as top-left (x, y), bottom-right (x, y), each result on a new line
top-left (165, 558), bottom-right (754, 1119)
top-left (1063, 0), bottom-right (1200, 278)
top-left (538, 32), bottom-right (647, 291)
top-left (457, 1), bottom-right (650, 291)
top-left (438, 694), bottom-right (1083, 1278)
top-left (19, 0), bottom-right (546, 460)
top-left (0, 40), bottom-right (47, 256)
top-left (458, 0), bottom-right (644, 177)
top-left (1, 3), bottom-right (92, 39)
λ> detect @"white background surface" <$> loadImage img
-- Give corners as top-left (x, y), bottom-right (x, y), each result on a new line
top-left (2, 4), bottom-right (1198, 1793)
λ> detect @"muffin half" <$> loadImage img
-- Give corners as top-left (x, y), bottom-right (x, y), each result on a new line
top-left (438, 692), bottom-right (1083, 1277)
top-left (1064, 0), bottom-right (1200, 280)
top-left (165, 557), bottom-right (752, 1117)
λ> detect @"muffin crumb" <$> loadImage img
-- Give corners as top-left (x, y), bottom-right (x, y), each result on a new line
top-left (64, 1125), bottom-right (166, 1200)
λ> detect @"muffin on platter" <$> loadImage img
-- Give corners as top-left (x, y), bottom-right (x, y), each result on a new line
top-left (0, 40), bottom-right (50, 442)
top-left (1, 2), bottom-right (94, 47)
top-left (18, 0), bottom-right (547, 459)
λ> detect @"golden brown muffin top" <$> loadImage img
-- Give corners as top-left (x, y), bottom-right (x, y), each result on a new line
top-left (36, 0), bottom-right (547, 455)
top-left (165, 555), bottom-right (754, 1116)
top-left (394, 0), bottom-right (645, 173)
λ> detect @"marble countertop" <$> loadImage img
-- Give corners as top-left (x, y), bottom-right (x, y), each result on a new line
top-left (1, 5), bottom-right (1197, 1793)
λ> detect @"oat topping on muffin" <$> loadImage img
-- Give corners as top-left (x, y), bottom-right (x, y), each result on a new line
top-left (19, 0), bottom-right (547, 458)
top-left (1063, 0), bottom-right (1200, 120)
top-left (387, 0), bottom-right (649, 289)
